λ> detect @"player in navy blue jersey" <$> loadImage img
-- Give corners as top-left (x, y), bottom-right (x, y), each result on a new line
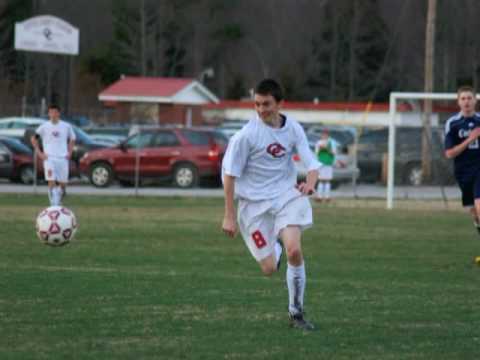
top-left (444, 86), bottom-right (480, 234)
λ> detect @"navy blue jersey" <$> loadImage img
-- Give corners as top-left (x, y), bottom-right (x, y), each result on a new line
top-left (444, 112), bottom-right (480, 179)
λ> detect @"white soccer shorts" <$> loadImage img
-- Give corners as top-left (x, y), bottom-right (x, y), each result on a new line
top-left (318, 165), bottom-right (333, 180)
top-left (237, 188), bottom-right (313, 262)
top-left (43, 157), bottom-right (69, 183)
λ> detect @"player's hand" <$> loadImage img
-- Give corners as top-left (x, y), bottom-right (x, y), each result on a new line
top-left (469, 127), bottom-right (480, 141)
top-left (38, 153), bottom-right (47, 161)
top-left (296, 182), bottom-right (315, 196)
top-left (66, 153), bottom-right (72, 160)
top-left (222, 216), bottom-right (237, 237)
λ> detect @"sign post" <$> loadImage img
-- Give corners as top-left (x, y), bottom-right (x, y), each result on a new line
top-left (15, 15), bottom-right (79, 193)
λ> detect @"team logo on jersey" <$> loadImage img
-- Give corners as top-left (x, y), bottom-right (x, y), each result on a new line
top-left (52, 131), bottom-right (60, 138)
top-left (459, 128), bottom-right (473, 138)
top-left (469, 122), bottom-right (474, 128)
top-left (266, 143), bottom-right (286, 158)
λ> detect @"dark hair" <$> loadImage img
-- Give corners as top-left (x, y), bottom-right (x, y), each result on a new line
top-left (48, 104), bottom-right (61, 111)
top-left (457, 85), bottom-right (476, 97)
top-left (254, 79), bottom-right (284, 102)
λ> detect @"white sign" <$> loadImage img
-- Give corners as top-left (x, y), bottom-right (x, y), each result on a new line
top-left (15, 15), bottom-right (79, 55)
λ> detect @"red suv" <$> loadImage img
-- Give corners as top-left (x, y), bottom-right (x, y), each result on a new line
top-left (79, 128), bottom-right (227, 188)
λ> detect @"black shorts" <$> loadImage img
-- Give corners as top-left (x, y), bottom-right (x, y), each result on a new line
top-left (458, 174), bottom-right (480, 206)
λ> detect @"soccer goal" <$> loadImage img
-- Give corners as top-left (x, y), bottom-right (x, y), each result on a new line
top-left (385, 92), bottom-right (476, 209)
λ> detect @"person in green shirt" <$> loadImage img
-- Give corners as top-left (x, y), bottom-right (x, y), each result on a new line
top-left (314, 129), bottom-right (337, 202)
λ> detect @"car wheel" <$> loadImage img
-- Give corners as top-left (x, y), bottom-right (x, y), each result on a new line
top-left (404, 163), bottom-right (423, 186)
top-left (19, 165), bottom-right (34, 184)
top-left (173, 163), bottom-right (198, 188)
top-left (90, 162), bottom-right (113, 187)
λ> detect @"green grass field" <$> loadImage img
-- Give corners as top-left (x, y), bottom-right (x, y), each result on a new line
top-left (0, 194), bottom-right (479, 359)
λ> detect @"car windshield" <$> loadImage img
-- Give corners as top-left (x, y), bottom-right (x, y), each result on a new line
top-left (1, 137), bottom-right (33, 155)
top-left (124, 132), bottom-right (155, 149)
top-left (212, 131), bottom-right (229, 146)
top-left (73, 126), bottom-right (95, 145)
top-left (181, 129), bottom-right (211, 145)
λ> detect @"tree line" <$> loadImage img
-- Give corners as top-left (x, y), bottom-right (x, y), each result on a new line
top-left (0, 0), bottom-right (480, 115)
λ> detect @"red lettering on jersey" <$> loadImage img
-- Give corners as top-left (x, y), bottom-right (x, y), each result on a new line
top-left (266, 143), bottom-right (286, 158)
top-left (252, 230), bottom-right (267, 249)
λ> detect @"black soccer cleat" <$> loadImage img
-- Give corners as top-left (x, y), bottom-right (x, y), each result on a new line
top-left (276, 239), bottom-right (284, 271)
top-left (289, 311), bottom-right (315, 331)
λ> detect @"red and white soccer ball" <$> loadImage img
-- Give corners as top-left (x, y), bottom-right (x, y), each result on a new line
top-left (35, 206), bottom-right (78, 246)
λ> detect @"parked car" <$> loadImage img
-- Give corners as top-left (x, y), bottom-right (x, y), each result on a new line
top-left (356, 127), bottom-right (455, 185)
top-left (216, 120), bottom-right (248, 139)
top-left (22, 121), bottom-right (106, 167)
top-left (0, 117), bottom-right (46, 138)
top-left (0, 140), bottom-right (13, 180)
top-left (84, 126), bottom-right (130, 138)
top-left (79, 128), bottom-right (227, 188)
top-left (306, 125), bottom-right (356, 150)
top-left (89, 134), bottom-right (127, 147)
top-left (63, 115), bottom-right (91, 127)
top-left (0, 136), bottom-right (36, 184)
top-left (294, 134), bottom-right (359, 187)
top-left (0, 135), bottom-right (79, 184)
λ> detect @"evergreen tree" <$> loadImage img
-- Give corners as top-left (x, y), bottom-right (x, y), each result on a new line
top-left (308, 0), bottom-right (389, 101)
top-left (0, 0), bottom-right (33, 80)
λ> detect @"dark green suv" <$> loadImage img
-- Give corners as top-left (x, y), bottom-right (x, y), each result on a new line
top-left (356, 127), bottom-right (455, 186)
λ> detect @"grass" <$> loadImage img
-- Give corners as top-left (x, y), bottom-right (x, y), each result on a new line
top-left (0, 194), bottom-right (479, 359)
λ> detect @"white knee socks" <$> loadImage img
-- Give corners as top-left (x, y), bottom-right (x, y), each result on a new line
top-left (49, 186), bottom-right (62, 206)
top-left (316, 182), bottom-right (331, 199)
top-left (287, 262), bottom-right (306, 315)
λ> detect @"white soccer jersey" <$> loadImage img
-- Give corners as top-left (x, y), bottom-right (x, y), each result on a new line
top-left (222, 114), bottom-right (320, 201)
top-left (36, 120), bottom-right (76, 158)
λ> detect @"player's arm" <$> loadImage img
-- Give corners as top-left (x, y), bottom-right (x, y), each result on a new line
top-left (300, 169), bottom-right (319, 195)
top-left (296, 126), bottom-right (320, 195)
top-left (445, 127), bottom-right (480, 159)
top-left (221, 131), bottom-right (249, 237)
top-left (222, 174), bottom-right (237, 237)
top-left (67, 125), bottom-right (76, 160)
top-left (30, 133), bottom-right (46, 160)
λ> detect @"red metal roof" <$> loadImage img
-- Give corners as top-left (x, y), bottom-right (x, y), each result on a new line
top-left (99, 77), bottom-right (195, 98)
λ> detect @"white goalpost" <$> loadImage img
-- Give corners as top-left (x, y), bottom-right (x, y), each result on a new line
top-left (386, 92), bottom-right (478, 209)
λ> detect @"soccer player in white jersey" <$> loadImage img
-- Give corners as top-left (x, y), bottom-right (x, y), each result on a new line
top-left (31, 104), bottom-right (76, 206)
top-left (222, 79), bottom-right (321, 330)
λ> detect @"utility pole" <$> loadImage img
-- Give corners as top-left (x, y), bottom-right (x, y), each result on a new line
top-left (421, 0), bottom-right (437, 183)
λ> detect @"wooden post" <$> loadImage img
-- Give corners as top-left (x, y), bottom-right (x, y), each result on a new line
top-left (422, 0), bottom-right (437, 183)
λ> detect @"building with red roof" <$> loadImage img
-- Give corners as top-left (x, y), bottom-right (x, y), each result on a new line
top-left (98, 76), bottom-right (219, 125)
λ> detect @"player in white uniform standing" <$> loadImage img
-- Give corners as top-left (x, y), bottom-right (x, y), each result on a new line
top-left (222, 79), bottom-right (320, 330)
top-left (31, 104), bottom-right (76, 206)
